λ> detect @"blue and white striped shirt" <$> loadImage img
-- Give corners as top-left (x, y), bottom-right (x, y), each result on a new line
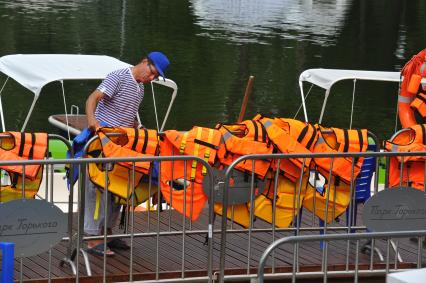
top-left (95, 67), bottom-right (144, 127)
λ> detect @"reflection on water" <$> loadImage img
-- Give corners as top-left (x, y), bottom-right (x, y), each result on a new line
top-left (2, 0), bottom-right (84, 13)
top-left (190, 0), bottom-right (351, 45)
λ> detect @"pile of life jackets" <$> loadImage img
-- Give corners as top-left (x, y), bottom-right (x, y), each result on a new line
top-left (0, 132), bottom-right (48, 202)
top-left (85, 115), bottom-right (370, 226)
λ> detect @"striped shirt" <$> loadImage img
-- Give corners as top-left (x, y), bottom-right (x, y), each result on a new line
top-left (95, 67), bottom-right (144, 127)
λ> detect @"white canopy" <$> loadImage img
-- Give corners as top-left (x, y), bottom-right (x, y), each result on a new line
top-left (299, 68), bottom-right (402, 91)
top-left (297, 68), bottom-right (406, 124)
top-left (0, 54), bottom-right (131, 96)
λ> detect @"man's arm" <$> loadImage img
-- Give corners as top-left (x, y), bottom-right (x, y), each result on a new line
top-left (86, 90), bottom-right (105, 131)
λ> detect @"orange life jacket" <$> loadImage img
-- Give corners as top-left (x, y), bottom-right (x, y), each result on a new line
top-left (410, 92), bottom-right (426, 119)
top-left (0, 132), bottom-right (48, 179)
top-left (270, 117), bottom-right (318, 151)
top-left (216, 120), bottom-right (273, 179)
top-left (98, 127), bottom-right (158, 173)
top-left (0, 132), bottom-right (48, 202)
top-left (160, 127), bottom-right (221, 220)
top-left (399, 48), bottom-right (426, 128)
top-left (87, 127), bottom-right (159, 204)
top-left (385, 124), bottom-right (426, 190)
top-left (311, 126), bottom-right (368, 184)
top-left (257, 117), bottom-right (314, 181)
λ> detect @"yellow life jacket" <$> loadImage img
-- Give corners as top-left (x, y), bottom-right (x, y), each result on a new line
top-left (0, 132), bottom-right (48, 202)
top-left (248, 173), bottom-right (308, 228)
top-left (302, 170), bottom-right (351, 223)
top-left (216, 120), bottom-right (273, 179)
top-left (214, 203), bottom-right (251, 228)
top-left (87, 127), bottom-right (159, 206)
top-left (210, 165), bottom-right (266, 228)
top-left (214, 172), bottom-right (307, 228)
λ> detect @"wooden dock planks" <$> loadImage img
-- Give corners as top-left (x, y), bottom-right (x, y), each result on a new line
top-left (1, 205), bottom-right (425, 282)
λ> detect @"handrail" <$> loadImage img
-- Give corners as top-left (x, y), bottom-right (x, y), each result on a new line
top-left (256, 230), bottom-right (426, 283)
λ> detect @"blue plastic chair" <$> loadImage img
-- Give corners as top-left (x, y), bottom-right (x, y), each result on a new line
top-left (345, 143), bottom-right (377, 231)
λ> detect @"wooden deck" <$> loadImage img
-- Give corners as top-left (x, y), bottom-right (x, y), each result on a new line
top-left (3, 205), bottom-right (426, 282)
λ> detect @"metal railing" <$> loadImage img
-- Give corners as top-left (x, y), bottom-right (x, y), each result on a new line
top-left (218, 150), bottom-right (426, 282)
top-left (256, 230), bottom-right (426, 283)
top-left (73, 154), bottom-right (216, 282)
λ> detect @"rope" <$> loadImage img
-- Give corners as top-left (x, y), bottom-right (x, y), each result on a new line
top-left (394, 77), bottom-right (402, 134)
top-left (293, 84), bottom-right (314, 119)
top-left (349, 79), bottom-right (357, 129)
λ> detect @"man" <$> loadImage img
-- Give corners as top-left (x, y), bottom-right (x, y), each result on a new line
top-left (84, 51), bottom-right (170, 256)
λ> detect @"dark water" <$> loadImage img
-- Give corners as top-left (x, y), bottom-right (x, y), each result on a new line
top-left (0, 0), bottom-right (425, 141)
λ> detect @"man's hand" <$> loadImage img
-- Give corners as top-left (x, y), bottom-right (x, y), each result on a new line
top-left (87, 116), bottom-right (100, 132)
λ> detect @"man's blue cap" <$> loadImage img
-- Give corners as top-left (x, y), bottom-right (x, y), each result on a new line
top-left (147, 51), bottom-right (170, 80)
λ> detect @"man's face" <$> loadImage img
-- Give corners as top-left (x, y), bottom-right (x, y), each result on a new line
top-left (138, 59), bottom-right (159, 83)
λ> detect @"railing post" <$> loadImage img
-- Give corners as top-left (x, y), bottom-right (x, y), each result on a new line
top-left (0, 242), bottom-right (15, 283)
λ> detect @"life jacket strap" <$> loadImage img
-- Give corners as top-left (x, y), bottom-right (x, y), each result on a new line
top-left (258, 121), bottom-right (267, 143)
top-left (306, 126), bottom-right (317, 150)
top-left (194, 139), bottom-right (218, 150)
top-left (191, 127), bottom-right (203, 180)
top-left (250, 120), bottom-right (259, 142)
top-left (131, 128), bottom-right (139, 151)
top-left (142, 128), bottom-right (149, 154)
top-left (28, 133), bottom-right (36, 160)
top-left (94, 189), bottom-right (101, 220)
top-left (18, 132), bottom-right (25, 157)
top-left (180, 132), bottom-right (189, 154)
top-left (343, 130), bottom-right (349, 152)
top-left (202, 129), bottom-right (215, 175)
top-left (296, 124), bottom-right (317, 151)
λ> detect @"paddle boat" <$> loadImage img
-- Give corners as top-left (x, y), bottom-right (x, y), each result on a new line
top-left (296, 68), bottom-right (426, 187)
top-left (0, 54), bottom-right (178, 211)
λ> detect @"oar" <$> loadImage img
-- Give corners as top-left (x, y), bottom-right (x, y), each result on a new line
top-left (237, 76), bottom-right (255, 123)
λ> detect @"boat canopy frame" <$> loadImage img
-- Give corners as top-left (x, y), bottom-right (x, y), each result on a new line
top-left (298, 68), bottom-right (405, 125)
top-left (0, 54), bottom-right (178, 133)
